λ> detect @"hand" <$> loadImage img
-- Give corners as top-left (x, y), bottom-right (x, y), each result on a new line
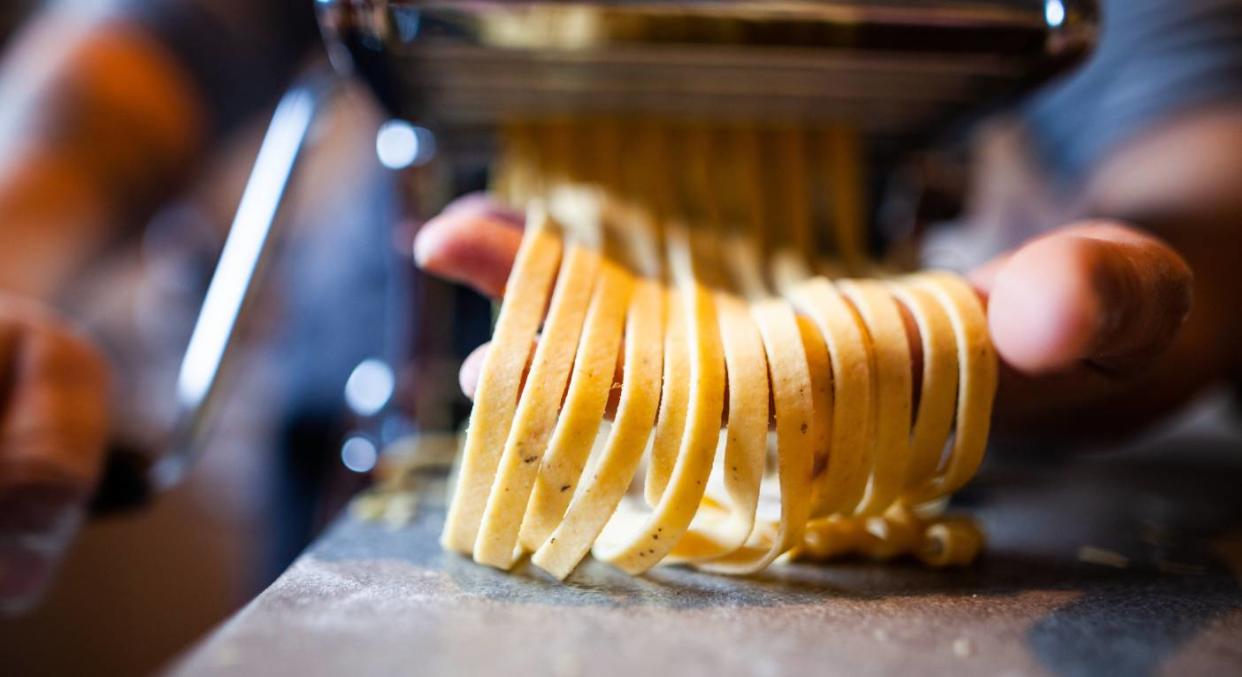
top-left (414, 195), bottom-right (1207, 443)
top-left (0, 295), bottom-right (110, 613)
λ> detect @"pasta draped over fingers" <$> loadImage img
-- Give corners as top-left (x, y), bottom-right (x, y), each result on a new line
top-left (442, 120), bottom-right (997, 579)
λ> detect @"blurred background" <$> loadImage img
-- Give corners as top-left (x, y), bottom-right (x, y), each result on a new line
top-left (0, 1), bottom-right (485, 672)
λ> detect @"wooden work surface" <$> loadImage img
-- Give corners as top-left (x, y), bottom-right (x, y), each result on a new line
top-left (173, 403), bottom-right (1242, 677)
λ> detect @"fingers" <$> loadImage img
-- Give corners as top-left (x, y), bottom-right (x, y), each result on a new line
top-left (980, 221), bottom-right (1193, 375)
top-left (0, 306), bottom-right (110, 612)
top-left (0, 326), bottom-right (111, 495)
top-left (413, 195), bottom-right (525, 299)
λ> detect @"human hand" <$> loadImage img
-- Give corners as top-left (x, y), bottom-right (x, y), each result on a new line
top-left (412, 195), bottom-right (1198, 443)
top-left (0, 295), bottom-right (109, 613)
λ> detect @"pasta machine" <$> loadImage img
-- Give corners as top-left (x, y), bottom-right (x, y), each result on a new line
top-left (94, 0), bottom-right (1096, 509)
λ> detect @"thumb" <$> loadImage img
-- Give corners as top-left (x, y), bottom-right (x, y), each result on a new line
top-left (978, 221), bottom-right (1193, 375)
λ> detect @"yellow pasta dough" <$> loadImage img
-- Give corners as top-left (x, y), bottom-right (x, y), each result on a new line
top-left (472, 245), bottom-right (601, 567)
top-left (596, 226), bottom-right (727, 574)
top-left (440, 119), bottom-right (997, 578)
top-left (530, 279), bottom-right (665, 578)
top-left (659, 291), bottom-right (767, 564)
top-left (517, 260), bottom-right (633, 554)
top-left (695, 299), bottom-right (813, 575)
top-left (836, 279), bottom-right (913, 517)
top-left (440, 203), bottom-right (563, 555)
top-left (788, 278), bottom-right (873, 517)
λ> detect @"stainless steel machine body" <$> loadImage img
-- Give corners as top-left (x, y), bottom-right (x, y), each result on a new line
top-left (318, 0), bottom-right (1096, 160)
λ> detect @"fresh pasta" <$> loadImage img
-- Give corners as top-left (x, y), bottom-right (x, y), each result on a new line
top-left (442, 120), bottom-right (997, 579)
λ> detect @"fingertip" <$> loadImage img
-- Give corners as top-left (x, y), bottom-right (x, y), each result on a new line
top-left (459, 344), bottom-right (488, 400)
top-left (412, 213), bottom-right (449, 269)
top-left (988, 222), bottom-right (1194, 376)
top-left (414, 193), bottom-right (524, 270)
top-left (988, 235), bottom-right (1102, 374)
top-left (413, 210), bottom-right (524, 298)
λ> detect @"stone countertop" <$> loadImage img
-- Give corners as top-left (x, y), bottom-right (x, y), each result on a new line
top-left (173, 406), bottom-right (1242, 677)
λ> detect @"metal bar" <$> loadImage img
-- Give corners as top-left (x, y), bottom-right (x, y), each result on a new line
top-left (150, 68), bottom-right (340, 493)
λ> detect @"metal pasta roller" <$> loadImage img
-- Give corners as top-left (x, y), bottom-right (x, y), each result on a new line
top-left (317, 1), bottom-right (1096, 159)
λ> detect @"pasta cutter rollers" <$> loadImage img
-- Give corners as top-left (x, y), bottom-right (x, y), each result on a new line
top-left (317, 0), bottom-right (1097, 157)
